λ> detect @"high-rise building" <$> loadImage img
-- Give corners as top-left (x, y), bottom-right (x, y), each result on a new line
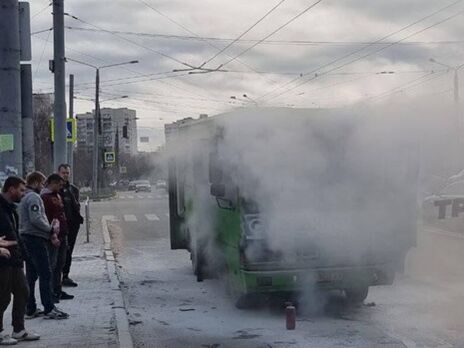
top-left (76, 107), bottom-right (138, 155)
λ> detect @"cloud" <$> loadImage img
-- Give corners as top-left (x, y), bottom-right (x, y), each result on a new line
top-left (29, 0), bottom-right (464, 146)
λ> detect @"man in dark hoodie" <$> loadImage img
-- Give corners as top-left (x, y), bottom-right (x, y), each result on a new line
top-left (58, 164), bottom-right (83, 287)
top-left (41, 174), bottom-right (74, 301)
top-left (19, 172), bottom-right (68, 321)
top-left (0, 176), bottom-right (40, 345)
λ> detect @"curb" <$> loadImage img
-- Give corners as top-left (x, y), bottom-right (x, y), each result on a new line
top-left (101, 217), bottom-right (134, 348)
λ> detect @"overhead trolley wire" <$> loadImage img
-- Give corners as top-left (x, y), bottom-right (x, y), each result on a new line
top-left (360, 71), bottom-right (449, 104)
top-left (134, 0), bottom-right (281, 83)
top-left (200, 0), bottom-right (287, 68)
top-left (257, 0), bottom-right (464, 102)
top-left (217, 0), bottom-right (324, 69)
top-left (31, 2), bottom-right (51, 21)
top-left (65, 27), bottom-right (464, 46)
top-left (64, 13), bottom-right (196, 69)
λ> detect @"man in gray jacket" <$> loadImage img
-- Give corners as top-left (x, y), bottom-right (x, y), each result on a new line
top-left (19, 172), bottom-right (68, 320)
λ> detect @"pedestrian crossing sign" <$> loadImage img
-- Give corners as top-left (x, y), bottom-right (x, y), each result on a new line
top-left (50, 118), bottom-right (77, 143)
top-left (104, 152), bottom-right (116, 163)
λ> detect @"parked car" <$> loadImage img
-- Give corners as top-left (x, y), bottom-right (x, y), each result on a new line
top-left (128, 180), bottom-right (139, 191)
top-left (135, 180), bottom-right (151, 192)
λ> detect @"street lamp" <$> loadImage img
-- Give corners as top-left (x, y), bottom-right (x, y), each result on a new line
top-left (67, 58), bottom-right (138, 196)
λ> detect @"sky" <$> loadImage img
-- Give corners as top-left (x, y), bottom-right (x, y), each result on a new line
top-left (29, 0), bottom-right (464, 147)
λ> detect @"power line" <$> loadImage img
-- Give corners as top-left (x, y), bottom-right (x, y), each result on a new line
top-left (258, 0), bottom-right (464, 102)
top-left (65, 26), bottom-right (464, 46)
top-left (64, 13), bottom-right (195, 69)
top-left (31, 28), bottom-right (52, 35)
top-left (34, 28), bottom-right (52, 76)
top-left (64, 12), bottom-right (226, 100)
top-left (73, 70), bottom-right (178, 88)
top-left (96, 88), bottom-right (242, 107)
top-left (31, 2), bottom-right (51, 21)
top-left (201, 0), bottom-right (287, 67)
top-left (217, 0), bottom-right (324, 69)
top-left (35, 33), bottom-right (144, 80)
top-left (359, 71), bottom-right (448, 104)
top-left (133, 0), bottom-right (280, 84)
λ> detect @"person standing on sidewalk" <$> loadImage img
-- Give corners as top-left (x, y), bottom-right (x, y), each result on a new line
top-left (0, 176), bottom-right (40, 345)
top-left (41, 174), bottom-right (74, 302)
top-left (19, 172), bottom-right (69, 321)
top-left (58, 164), bottom-right (83, 288)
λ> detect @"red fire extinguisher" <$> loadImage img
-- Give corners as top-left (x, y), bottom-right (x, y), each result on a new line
top-left (286, 303), bottom-right (296, 330)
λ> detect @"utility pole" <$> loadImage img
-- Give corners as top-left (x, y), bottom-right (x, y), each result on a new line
top-left (68, 74), bottom-right (74, 180)
top-left (430, 58), bottom-right (464, 171)
top-left (52, 0), bottom-right (67, 170)
top-left (19, 2), bottom-right (34, 175)
top-left (21, 64), bottom-right (34, 175)
top-left (66, 58), bottom-right (138, 197)
top-left (92, 69), bottom-right (100, 196)
top-left (0, 0), bottom-right (23, 178)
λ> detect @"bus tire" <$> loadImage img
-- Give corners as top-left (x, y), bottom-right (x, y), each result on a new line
top-left (191, 245), bottom-right (205, 282)
top-left (345, 286), bottom-right (369, 304)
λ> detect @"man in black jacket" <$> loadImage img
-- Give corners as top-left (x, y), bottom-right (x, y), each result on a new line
top-left (58, 164), bottom-right (83, 287)
top-left (0, 176), bottom-right (40, 345)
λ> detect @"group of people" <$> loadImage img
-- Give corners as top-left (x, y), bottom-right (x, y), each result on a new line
top-left (0, 164), bottom-right (83, 345)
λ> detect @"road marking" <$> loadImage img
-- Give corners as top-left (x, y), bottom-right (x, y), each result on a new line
top-left (102, 215), bottom-right (118, 222)
top-left (123, 214), bottom-right (137, 222)
top-left (127, 195), bottom-right (134, 199)
top-left (147, 195), bottom-right (154, 199)
top-left (137, 194), bottom-right (144, 199)
top-left (166, 213), bottom-right (170, 218)
top-left (119, 195), bottom-right (126, 199)
top-left (145, 214), bottom-right (160, 221)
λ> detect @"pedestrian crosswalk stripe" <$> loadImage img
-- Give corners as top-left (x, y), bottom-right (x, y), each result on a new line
top-left (119, 195), bottom-right (126, 199)
top-left (148, 195), bottom-right (154, 199)
top-left (123, 214), bottom-right (137, 222)
top-left (127, 195), bottom-right (134, 199)
top-left (137, 194), bottom-right (145, 199)
top-left (145, 214), bottom-right (160, 221)
top-left (103, 215), bottom-right (118, 222)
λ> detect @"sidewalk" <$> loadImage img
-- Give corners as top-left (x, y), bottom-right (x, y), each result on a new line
top-left (4, 217), bottom-right (119, 347)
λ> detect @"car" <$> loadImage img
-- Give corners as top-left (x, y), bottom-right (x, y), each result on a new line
top-left (135, 180), bottom-right (151, 192)
top-left (128, 180), bottom-right (139, 191)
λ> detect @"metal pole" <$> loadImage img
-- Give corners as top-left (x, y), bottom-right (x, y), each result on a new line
top-left (52, 0), bottom-right (67, 169)
top-left (21, 64), bottom-right (34, 175)
top-left (85, 197), bottom-right (90, 243)
top-left (67, 73), bottom-right (74, 179)
top-left (19, 2), bottom-right (33, 175)
top-left (92, 69), bottom-right (100, 196)
top-left (0, 0), bottom-right (23, 177)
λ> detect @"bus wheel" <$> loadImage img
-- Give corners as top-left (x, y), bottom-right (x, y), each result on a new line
top-left (191, 246), bottom-right (204, 282)
top-left (345, 286), bottom-right (369, 304)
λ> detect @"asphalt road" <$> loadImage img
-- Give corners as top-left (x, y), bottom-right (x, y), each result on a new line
top-left (90, 191), bottom-right (464, 348)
